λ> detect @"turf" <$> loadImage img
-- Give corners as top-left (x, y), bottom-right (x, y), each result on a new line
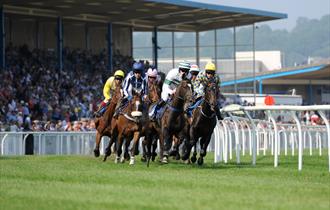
top-left (0, 153), bottom-right (329, 210)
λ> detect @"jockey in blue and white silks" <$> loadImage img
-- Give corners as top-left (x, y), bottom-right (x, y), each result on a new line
top-left (122, 64), bottom-right (148, 100)
top-left (114, 62), bottom-right (148, 118)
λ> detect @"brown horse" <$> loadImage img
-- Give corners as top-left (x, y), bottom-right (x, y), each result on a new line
top-left (141, 82), bottom-right (162, 163)
top-left (182, 81), bottom-right (218, 165)
top-left (94, 86), bottom-right (122, 157)
top-left (159, 79), bottom-right (193, 164)
top-left (103, 88), bottom-right (145, 165)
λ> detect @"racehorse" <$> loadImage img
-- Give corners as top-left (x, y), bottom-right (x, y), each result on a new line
top-left (182, 81), bottom-right (218, 165)
top-left (141, 82), bottom-right (162, 163)
top-left (103, 88), bottom-right (145, 165)
top-left (159, 79), bottom-right (193, 163)
top-left (94, 86), bottom-right (122, 157)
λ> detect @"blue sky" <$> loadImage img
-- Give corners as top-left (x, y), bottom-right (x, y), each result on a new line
top-left (190, 0), bottom-right (330, 30)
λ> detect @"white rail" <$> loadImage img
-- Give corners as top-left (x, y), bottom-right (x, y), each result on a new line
top-left (0, 131), bottom-right (98, 156)
top-left (217, 104), bottom-right (330, 172)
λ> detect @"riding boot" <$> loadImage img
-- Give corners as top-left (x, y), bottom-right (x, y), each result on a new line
top-left (94, 102), bottom-right (107, 117)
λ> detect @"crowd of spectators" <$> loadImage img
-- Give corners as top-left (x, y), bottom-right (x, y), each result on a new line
top-left (1, 44), bottom-right (328, 132)
top-left (0, 44), bottom-right (135, 132)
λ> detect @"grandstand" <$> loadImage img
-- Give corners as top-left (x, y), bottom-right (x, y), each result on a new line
top-left (0, 0), bottom-right (288, 130)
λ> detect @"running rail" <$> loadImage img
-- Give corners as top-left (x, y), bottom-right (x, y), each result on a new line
top-left (219, 104), bottom-right (330, 172)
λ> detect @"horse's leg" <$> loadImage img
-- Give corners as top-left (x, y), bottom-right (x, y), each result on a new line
top-left (103, 137), bottom-right (113, 162)
top-left (169, 136), bottom-right (179, 158)
top-left (123, 138), bottom-right (130, 162)
top-left (159, 128), bottom-right (165, 163)
top-left (162, 128), bottom-right (172, 164)
top-left (191, 141), bottom-right (198, 163)
top-left (175, 137), bottom-right (184, 160)
top-left (104, 136), bottom-right (115, 161)
top-left (198, 133), bottom-right (212, 166)
top-left (115, 133), bottom-right (124, 164)
top-left (141, 136), bottom-right (147, 162)
top-left (182, 128), bottom-right (195, 161)
top-left (94, 132), bottom-right (102, 157)
top-left (129, 131), bottom-right (140, 165)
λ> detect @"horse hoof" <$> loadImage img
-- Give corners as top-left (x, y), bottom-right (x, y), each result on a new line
top-left (94, 149), bottom-right (100, 157)
top-left (120, 156), bottom-right (125, 163)
top-left (141, 156), bottom-right (147, 162)
top-left (114, 156), bottom-right (120, 164)
top-left (162, 156), bottom-right (168, 164)
top-left (191, 156), bottom-right (197, 163)
top-left (197, 157), bottom-right (204, 165)
top-left (129, 158), bottom-right (135, 165)
top-left (151, 156), bottom-right (156, 162)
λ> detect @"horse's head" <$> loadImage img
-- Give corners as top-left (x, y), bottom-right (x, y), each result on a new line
top-left (204, 82), bottom-right (218, 112)
top-left (130, 87), bottom-right (143, 117)
top-left (148, 83), bottom-right (161, 104)
top-left (113, 85), bottom-right (123, 102)
top-left (174, 79), bottom-right (193, 111)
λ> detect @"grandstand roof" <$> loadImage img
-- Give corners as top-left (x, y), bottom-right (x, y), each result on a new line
top-left (221, 63), bottom-right (330, 86)
top-left (3, 0), bottom-right (287, 31)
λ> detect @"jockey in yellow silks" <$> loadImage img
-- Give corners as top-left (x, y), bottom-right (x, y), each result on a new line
top-left (94, 70), bottom-right (125, 117)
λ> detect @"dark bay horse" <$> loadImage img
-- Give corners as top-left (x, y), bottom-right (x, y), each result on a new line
top-left (94, 86), bottom-right (122, 157)
top-left (103, 88), bottom-right (145, 165)
top-left (159, 79), bottom-right (193, 164)
top-left (182, 81), bottom-right (218, 165)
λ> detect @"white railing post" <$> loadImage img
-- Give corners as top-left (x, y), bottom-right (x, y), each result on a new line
top-left (291, 111), bottom-right (303, 171)
top-left (267, 110), bottom-right (279, 167)
top-left (318, 111), bottom-right (330, 172)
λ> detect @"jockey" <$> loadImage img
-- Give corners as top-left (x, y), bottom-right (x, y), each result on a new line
top-left (149, 61), bottom-right (190, 120)
top-left (114, 62), bottom-right (148, 117)
top-left (94, 70), bottom-right (125, 117)
top-left (186, 62), bottom-right (222, 121)
top-left (189, 64), bottom-right (200, 86)
top-left (146, 67), bottom-right (161, 86)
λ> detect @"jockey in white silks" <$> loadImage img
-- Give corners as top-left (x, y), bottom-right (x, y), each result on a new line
top-left (149, 61), bottom-right (190, 120)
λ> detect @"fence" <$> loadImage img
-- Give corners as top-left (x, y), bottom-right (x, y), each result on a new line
top-left (1, 105), bottom-right (329, 172)
top-left (0, 132), bottom-right (97, 156)
top-left (216, 104), bottom-right (330, 172)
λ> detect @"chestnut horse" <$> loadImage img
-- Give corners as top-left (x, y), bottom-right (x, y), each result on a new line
top-left (182, 81), bottom-right (218, 165)
top-left (103, 88), bottom-right (145, 165)
top-left (94, 86), bottom-right (122, 157)
top-left (159, 79), bottom-right (193, 164)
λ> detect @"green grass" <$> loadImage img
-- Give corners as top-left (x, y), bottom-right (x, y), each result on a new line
top-left (0, 153), bottom-right (329, 210)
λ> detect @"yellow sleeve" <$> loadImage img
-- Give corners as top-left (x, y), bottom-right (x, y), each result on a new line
top-left (103, 77), bottom-right (115, 100)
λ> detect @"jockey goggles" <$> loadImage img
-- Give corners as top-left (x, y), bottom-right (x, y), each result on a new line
top-left (205, 70), bottom-right (215, 75)
top-left (133, 69), bottom-right (142, 74)
top-left (115, 76), bottom-right (123, 80)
